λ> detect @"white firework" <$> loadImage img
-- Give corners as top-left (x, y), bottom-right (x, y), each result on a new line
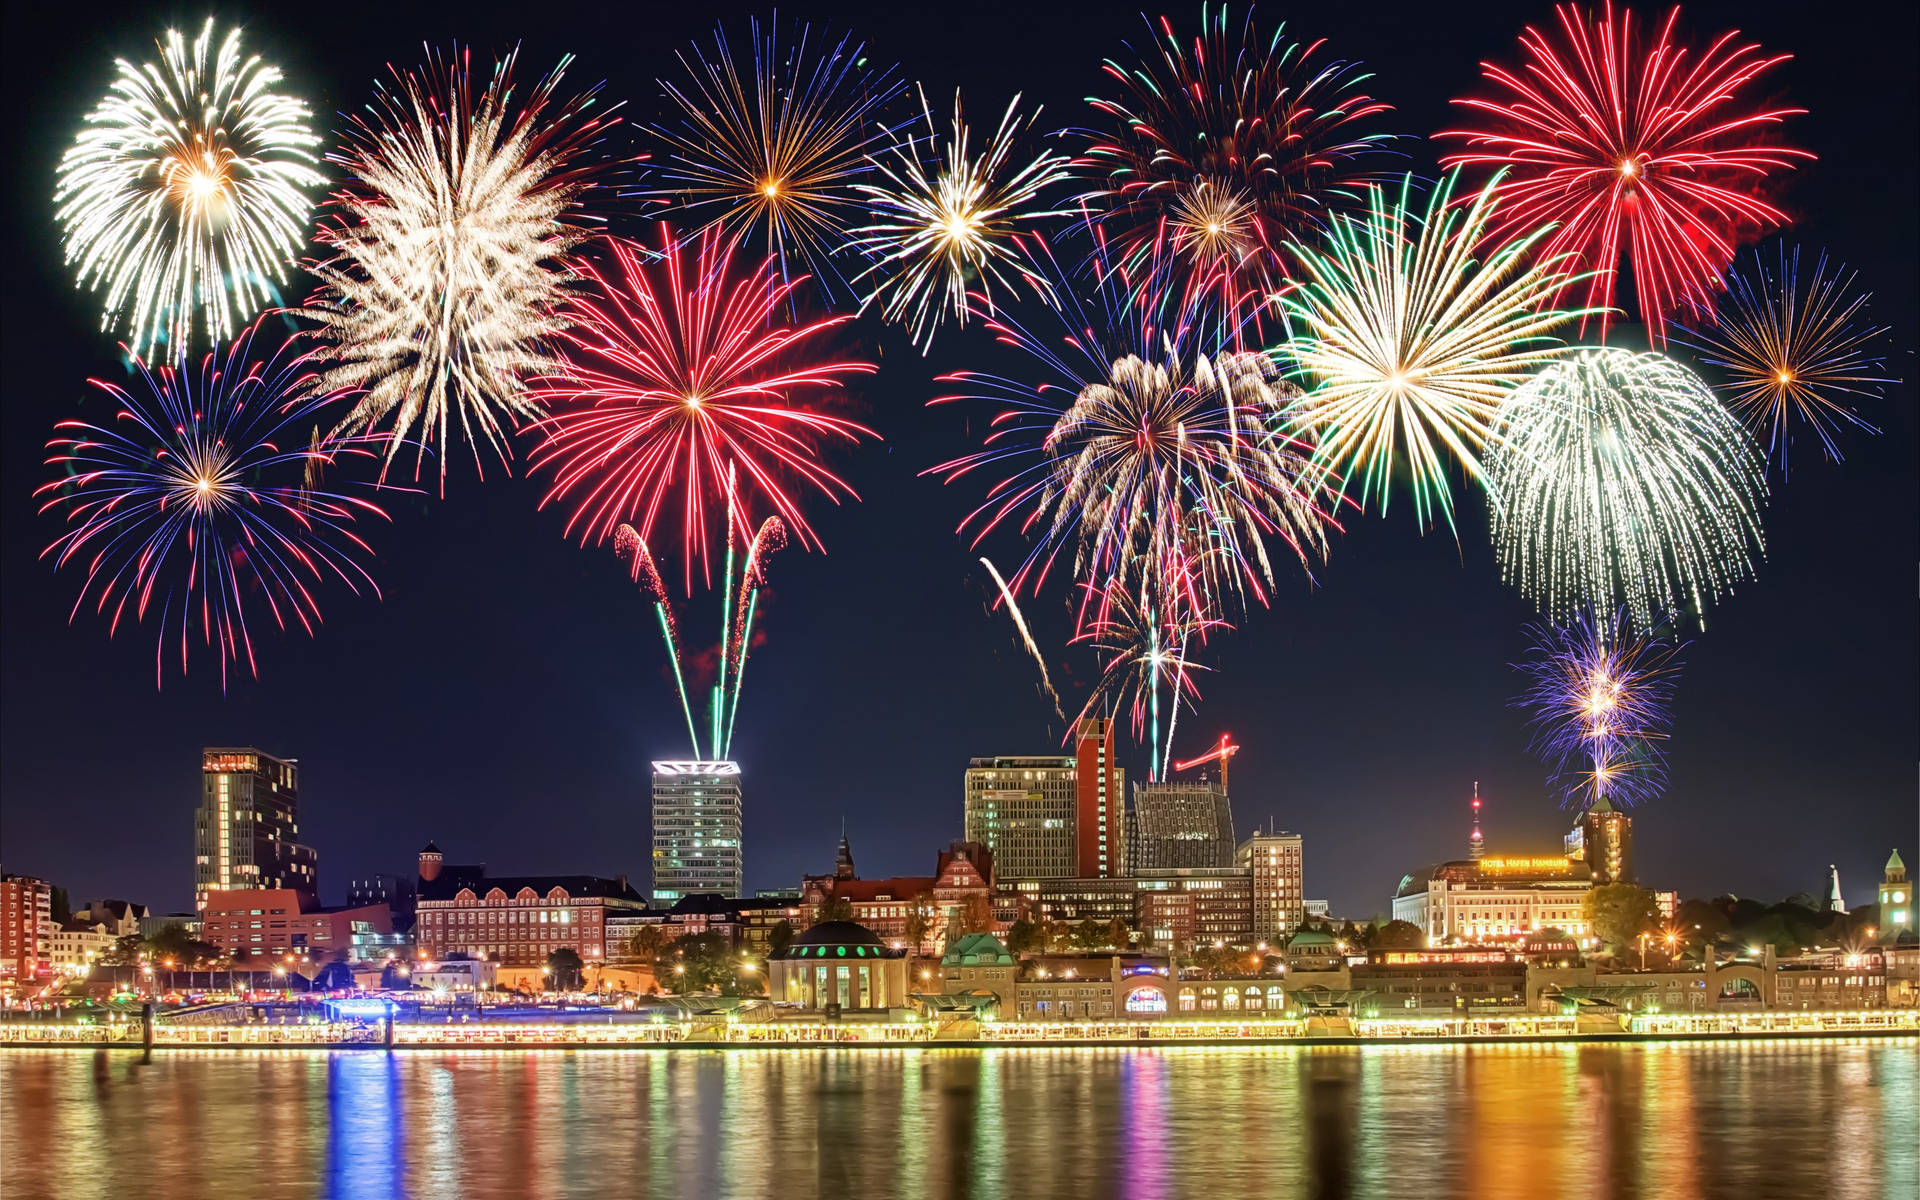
top-left (1485, 347), bottom-right (1769, 631)
top-left (853, 87), bottom-right (1071, 350)
top-left (304, 51), bottom-right (610, 486)
top-left (54, 19), bottom-right (323, 358)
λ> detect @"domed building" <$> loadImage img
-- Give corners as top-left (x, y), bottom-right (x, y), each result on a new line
top-left (769, 921), bottom-right (908, 1012)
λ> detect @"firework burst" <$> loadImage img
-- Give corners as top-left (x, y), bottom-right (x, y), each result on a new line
top-left (36, 321), bottom-right (389, 690)
top-left (55, 19), bottom-right (324, 359)
top-left (652, 17), bottom-right (906, 303)
top-left (1679, 245), bottom-right (1891, 474)
top-left (853, 87), bottom-right (1072, 350)
top-left (1074, 581), bottom-right (1226, 782)
top-left (1080, 8), bottom-right (1395, 332)
top-left (1441, 2), bottom-right (1810, 336)
top-left (1280, 168), bottom-right (1594, 531)
top-left (1516, 610), bottom-right (1683, 809)
top-left (1485, 347), bottom-right (1767, 632)
top-left (303, 48), bottom-right (616, 487)
top-left (528, 228), bottom-right (878, 593)
top-left (929, 234), bottom-right (1334, 634)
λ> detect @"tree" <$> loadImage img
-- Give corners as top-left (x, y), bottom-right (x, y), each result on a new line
top-left (146, 924), bottom-right (224, 967)
top-left (1005, 918), bottom-right (1041, 955)
top-left (1106, 917), bottom-right (1131, 952)
top-left (767, 920), bottom-right (796, 959)
top-left (814, 895), bottom-right (856, 926)
top-left (949, 893), bottom-right (995, 939)
top-left (546, 948), bottom-right (585, 991)
top-left (101, 934), bottom-right (144, 967)
top-left (1372, 920), bottom-right (1424, 950)
top-left (1584, 884), bottom-right (1659, 952)
top-left (627, 925), bottom-right (670, 967)
top-left (667, 931), bottom-right (762, 996)
top-left (1070, 918), bottom-right (1107, 951)
top-left (49, 887), bottom-right (71, 926)
top-left (903, 906), bottom-right (932, 955)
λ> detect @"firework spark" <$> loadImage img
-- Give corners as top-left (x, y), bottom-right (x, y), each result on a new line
top-left (1080, 8), bottom-right (1395, 331)
top-left (1074, 582), bottom-right (1226, 782)
top-left (1280, 168), bottom-right (1594, 531)
top-left (36, 321), bottom-right (388, 690)
top-left (528, 228), bottom-right (878, 593)
top-left (304, 49), bottom-right (616, 487)
top-left (55, 19), bottom-right (324, 359)
top-left (929, 234), bottom-right (1334, 636)
top-left (1485, 347), bottom-right (1767, 632)
top-left (1516, 610), bottom-right (1683, 809)
top-left (652, 17), bottom-right (906, 302)
top-left (853, 87), bottom-right (1072, 350)
top-left (1440, 2), bottom-right (1810, 336)
top-left (1679, 245), bottom-right (1891, 474)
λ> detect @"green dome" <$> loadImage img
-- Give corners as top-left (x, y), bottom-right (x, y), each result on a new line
top-left (1287, 929), bottom-right (1338, 949)
top-left (773, 921), bottom-right (904, 961)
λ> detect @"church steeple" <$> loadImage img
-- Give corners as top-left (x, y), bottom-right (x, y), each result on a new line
top-left (1878, 849), bottom-right (1910, 945)
top-left (834, 820), bottom-right (856, 880)
top-left (1468, 782), bottom-right (1485, 861)
top-left (1824, 865), bottom-right (1846, 914)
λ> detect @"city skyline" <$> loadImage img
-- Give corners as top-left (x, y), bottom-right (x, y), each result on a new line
top-left (1, 0), bottom-right (1914, 922)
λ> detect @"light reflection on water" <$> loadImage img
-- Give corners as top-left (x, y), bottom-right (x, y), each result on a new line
top-left (2, 1040), bottom-right (1913, 1200)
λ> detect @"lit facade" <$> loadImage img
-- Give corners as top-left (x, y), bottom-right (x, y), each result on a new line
top-left (1130, 780), bottom-right (1236, 871)
top-left (770, 922), bottom-right (908, 1010)
top-left (1239, 831), bottom-right (1305, 943)
top-left (195, 748), bottom-right (315, 912)
top-left (1393, 856), bottom-right (1595, 945)
top-left (965, 755), bottom-right (1078, 879)
top-left (1565, 798), bottom-right (1633, 884)
top-left (49, 920), bottom-right (119, 973)
top-left (650, 761), bottom-right (744, 901)
top-left (199, 888), bottom-right (394, 962)
top-left (415, 844), bottom-right (649, 967)
top-left (0, 875), bottom-right (54, 980)
top-left (1073, 718), bottom-right (1125, 878)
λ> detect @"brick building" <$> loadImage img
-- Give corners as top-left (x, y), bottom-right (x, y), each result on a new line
top-left (413, 843), bottom-right (648, 967)
top-left (801, 836), bottom-right (995, 955)
top-left (1, 874), bottom-right (54, 981)
top-left (199, 888), bottom-right (394, 963)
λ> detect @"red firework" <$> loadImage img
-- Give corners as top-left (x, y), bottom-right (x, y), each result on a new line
top-left (528, 227), bottom-right (877, 592)
top-left (1439, 2), bottom-right (1810, 337)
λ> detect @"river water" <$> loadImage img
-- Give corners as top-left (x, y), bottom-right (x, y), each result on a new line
top-left (3, 1041), bottom-right (1913, 1199)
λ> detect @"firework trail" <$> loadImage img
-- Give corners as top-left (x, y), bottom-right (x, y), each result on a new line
top-left (1072, 581), bottom-right (1226, 781)
top-left (37, 320), bottom-right (389, 690)
top-left (1441, 2), bottom-right (1810, 337)
top-left (615, 524), bottom-right (700, 758)
top-left (304, 48), bottom-right (617, 487)
top-left (980, 556), bottom-right (1066, 723)
top-left (55, 19), bottom-right (324, 358)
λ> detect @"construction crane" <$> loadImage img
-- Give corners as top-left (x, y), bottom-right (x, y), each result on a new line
top-left (1172, 734), bottom-right (1241, 793)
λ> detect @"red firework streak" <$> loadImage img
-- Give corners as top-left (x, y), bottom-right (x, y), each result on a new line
top-left (1439, 2), bottom-right (1810, 338)
top-left (528, 226), bottom-right (877, 593)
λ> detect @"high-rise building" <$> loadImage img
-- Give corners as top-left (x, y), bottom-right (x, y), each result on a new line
top-left (1574, 796), bottom-right (1633, 885)
top-left (1131, 780), bottom-right (1236, 871)
top-left (196, 748), bottom-right (316, 912)
top-left (651, 761), bottom-right (744, 901)
top-left (1238, 831), bottom-right (1305, 943)
top-left (964, 755), bottom-right (1078, 880)
top-left (1075, 718), bottom-right (1125, 878)
top-left (0, 874), bottom-right (54, 981)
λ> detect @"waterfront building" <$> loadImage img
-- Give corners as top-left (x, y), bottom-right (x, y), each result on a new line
top-left (1239, 831), bottom-right (1305, 942)
top-left (1130, 780), bottom-right (1236, 871)
top-left (199, 888), bottom-right (394, 962)
top-left (414, 843), bottom-right (648, 966)
top-left (650, 761), bottom-right (744, 901)
top-left (1352, 947), bottom-right (1529, 1014)
top-left (1393, 855), bottom-right (1595, 946)
top-left (346, 875), bottom-right (418, 933)
top-left (1014, 953), bottom-right (1170, 1019)
top-left (195, 748), bottom-right (316, 912)
top-left (412, 958), bottom-right (497, 992)
top-left (1284, 928), bottom-right (1345, 973)
top-left (1174, 977), bottom-right (1288, 1014)
top-left (0, 874), bottom-right (54, 981)
top-left (769, 922), bottom-right (908, 1011)
top-left (49, 919), bottom-right (118, 973)
top-left (1878, 850), bottom-right (1911, 945)
top-left (939, 933), bottom-right (1019, 1015)
top-left (801, 836), bottom-right (995, 954)
top-left (963, 723), bottom-right (1126, 882)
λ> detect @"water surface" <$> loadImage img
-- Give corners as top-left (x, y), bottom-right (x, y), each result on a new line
top-left (3, 1041), bottom-right (1913, 1199)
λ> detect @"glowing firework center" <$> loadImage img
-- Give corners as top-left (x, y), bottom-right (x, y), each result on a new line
top-left (650, 761), bottom-right (743, 903)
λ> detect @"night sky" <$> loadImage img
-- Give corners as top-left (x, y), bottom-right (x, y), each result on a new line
top-left (3, 0), bottom-right (1913, 920)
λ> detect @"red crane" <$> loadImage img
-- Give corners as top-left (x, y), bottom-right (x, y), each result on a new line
top-left (1172, 734), bottom-right (1241, 793)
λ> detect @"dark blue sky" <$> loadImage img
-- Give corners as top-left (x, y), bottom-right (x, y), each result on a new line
top-left (3, 0), bottom-right (1914, 918)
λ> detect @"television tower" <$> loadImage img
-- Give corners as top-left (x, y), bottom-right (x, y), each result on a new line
top-left (1469, 782), bottom-right (1486, 861)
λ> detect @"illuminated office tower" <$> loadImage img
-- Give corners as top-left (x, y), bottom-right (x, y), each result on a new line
top-left (195, 748), bottom-right (316, 911)
top-left (651, 761), bottom-right (744, 901)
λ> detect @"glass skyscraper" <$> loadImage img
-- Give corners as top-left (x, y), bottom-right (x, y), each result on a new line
top-left (650, 761), bottom-right (744, 901)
